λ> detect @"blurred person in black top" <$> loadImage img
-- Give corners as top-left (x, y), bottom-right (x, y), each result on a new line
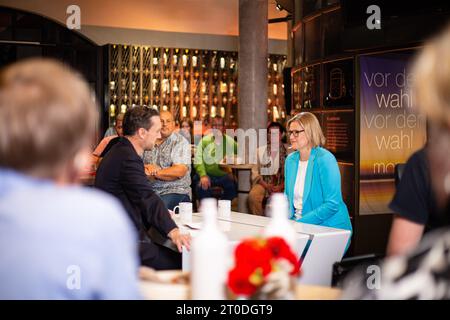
top-left (95, 107), bottom-right (191, 269)
top-left (386, 146), bottom-right (444, 256)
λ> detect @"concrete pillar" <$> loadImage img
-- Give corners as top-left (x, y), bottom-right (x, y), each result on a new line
top-left (238, 0), bottom-right (268, 132)
top-left (237, 0), bottom-right (268, 213)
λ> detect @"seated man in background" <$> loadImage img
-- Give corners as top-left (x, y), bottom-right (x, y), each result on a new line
top-left (104, 112), bottom-right (124, 137)
top-left (248, 122), bottom-right (287, 215)
top-left (95, 107), bottom-right (190, 270)
top-left (0, 59), bottom-right (140, 299)
top-left (193, 116), bottom-right (238, 201)
top-left (143, 111), bottom-right (191, 211)
top-left (93, 115), bottom-right (124, 157)
top-left (90, 115), bottom-right (124, 168)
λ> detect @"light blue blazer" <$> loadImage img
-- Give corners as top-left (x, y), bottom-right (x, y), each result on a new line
top-left (284, 147), bottom-right (353, 234)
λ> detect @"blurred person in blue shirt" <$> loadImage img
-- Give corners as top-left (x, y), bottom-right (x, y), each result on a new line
top-left (0, 59), bottom-right (141, 299)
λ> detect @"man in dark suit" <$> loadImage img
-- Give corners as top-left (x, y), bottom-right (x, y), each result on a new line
top-left (95, 107), bottom-right (191, 269)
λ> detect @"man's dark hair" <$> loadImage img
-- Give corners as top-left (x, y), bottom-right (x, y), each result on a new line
top-left (123, 107), bottom-right (159, 136)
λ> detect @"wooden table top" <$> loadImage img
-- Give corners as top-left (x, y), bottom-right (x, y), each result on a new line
top-left (139, 275), bottom-right (343, 300)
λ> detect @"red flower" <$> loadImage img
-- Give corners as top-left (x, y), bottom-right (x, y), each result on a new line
top-left (227, 236), bottom-right (302, 297)
top-left (266, 237), bottom-right (301, 275)
top-left (234, 238), bottom-right (272, 276)
top-left (227, 264), bottom-right (257, 296)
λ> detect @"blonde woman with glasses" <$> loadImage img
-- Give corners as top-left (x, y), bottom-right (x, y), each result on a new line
top-left (284, 112), bottom-right (352, 243)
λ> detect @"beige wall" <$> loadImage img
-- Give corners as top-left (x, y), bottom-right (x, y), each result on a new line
top-left (1, 0), bottom-right (288, 54)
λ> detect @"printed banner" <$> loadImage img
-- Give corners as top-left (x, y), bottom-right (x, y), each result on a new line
top-left (359, 52), bottom-right (427, 215)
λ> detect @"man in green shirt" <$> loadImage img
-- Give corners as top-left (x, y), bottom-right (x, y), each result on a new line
top-left (193, 116), bottom-right (238, 201)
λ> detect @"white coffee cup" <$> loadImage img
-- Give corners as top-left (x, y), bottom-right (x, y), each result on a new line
top-left (173, 202), bottom-right (193, 223)
top-left (218, 200), bottom-right (231, 218)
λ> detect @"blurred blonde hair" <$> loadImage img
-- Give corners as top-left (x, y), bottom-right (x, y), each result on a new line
top-left (0, 58), bottom-right (97, 179)
top-left (287, 112), bottom-right (326, 147)
top-left (412, 24), bottom-right (450, 128)
top-left (411, 24), bottom-right (450, 208)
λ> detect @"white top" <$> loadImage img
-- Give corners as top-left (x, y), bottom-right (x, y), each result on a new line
top-left (293, 160), bottom-right (309, 220)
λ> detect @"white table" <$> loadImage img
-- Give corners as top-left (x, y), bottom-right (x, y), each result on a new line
top-left (179, 211), bottom-right (351, 286)
top-left (179, 214), bottom-right (310, 274)
top-left (214, 212), bottom-right (351, 286)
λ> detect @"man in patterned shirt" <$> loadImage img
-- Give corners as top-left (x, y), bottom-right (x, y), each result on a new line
top-left (143, 111), bottom-right (191, 210)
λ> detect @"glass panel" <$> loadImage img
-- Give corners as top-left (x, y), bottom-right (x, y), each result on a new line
top-left (0, 11), bottom-right (12, 40)
top-left (301, 65), bottom-right (320, 109)
top-left (0, 44), bottom-right (15, 67)
top-left (292, 69), bottom-right (302, 113)
top-left (323, 59), bottom-right (354, 108)
top-left (303, 0), bottom-right (323, 17)
top-left (293, 25), bottom-right (303, 65)
top-left (304, 16), bottom-right (321, 62)
top-left (323, 9), bottom-right (343, 57)
top-left (322, 111), bottom-right (355, 161)
top-left (15, 13), bottom-right (42, 42)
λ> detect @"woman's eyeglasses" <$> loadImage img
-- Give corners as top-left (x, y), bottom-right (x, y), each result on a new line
top-left (287, 130), bottom-right (305, 137)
